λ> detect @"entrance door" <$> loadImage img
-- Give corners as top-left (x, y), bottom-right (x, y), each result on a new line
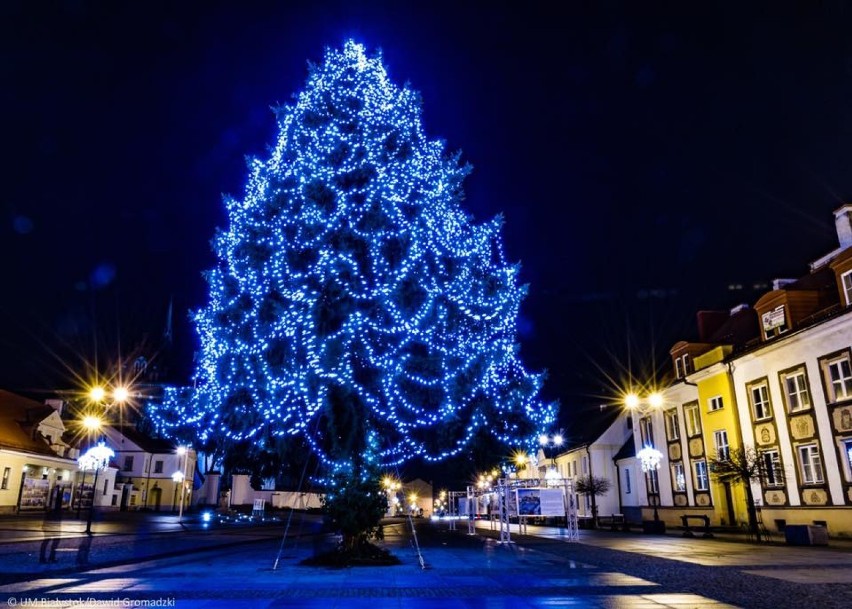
top-left (722, 481), bottom-right (736, 526)
top-left (150, 487), bottom-right (162, 511)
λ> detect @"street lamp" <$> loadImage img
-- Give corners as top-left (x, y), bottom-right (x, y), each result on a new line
top-left (539, 433), bottom-right (564, 479)
top-left (174, 446), bottom-right (189, 523)
top-left (637, 446), bottom-right (664, 532)
top-left (77, 441), bottom-right (114, 535)
top-left (89, 384), bottom-right (131, 430)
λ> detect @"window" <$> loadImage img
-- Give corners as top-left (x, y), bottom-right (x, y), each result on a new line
top-left (684, 403), bottom-right (701, 437)
top-left (842, 439), bottom-right (852, 482)
top-left (154, 460), bottom-right (163, 474)
top-left (797, 444), bottom-right (824, 484)
top-left (671, 462), bottom-right (686, 492)
top-left (675, 354), bottom-right (692, 379)
top-left (1, 467), bottom-right (9, 490)
top-left (123, 456), bottom-right (134, 472)
top-left (647, 469), bottom-right (659, 494)
top-left (761, 449), bottom-right (783, 487)
top-left (842, 270), bottom-right (852, 306)
top-left (665, 409), bottom-right (680, 441)
top-left (708, 396), bottom-right (724, 412)
top-left (694, 460), bottom-right (709, 491)
top-left (783, 370), bottom-right (811, 412)
top-left (826, 356), bottom-right (852, 402)
top-left (749, 382), bottom-right (772, 420)
top-left (624, 468), bottom-right (631, 494)
top-left (639, 417), bottom-right (655, 448)
top-left (713, 430), bottom-right (730, 460)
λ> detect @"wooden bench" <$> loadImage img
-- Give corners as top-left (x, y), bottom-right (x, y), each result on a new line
top-left (597, 513), bottom-right (626, 531)
top-left (681, 514), bottom-right (714, 538)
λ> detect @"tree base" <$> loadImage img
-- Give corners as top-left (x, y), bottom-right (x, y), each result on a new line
top-left (300, 541), bottom-right (401, 567)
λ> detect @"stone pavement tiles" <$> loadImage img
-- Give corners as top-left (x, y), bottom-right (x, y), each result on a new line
top-left (1, 520), bottom-right (740, 609)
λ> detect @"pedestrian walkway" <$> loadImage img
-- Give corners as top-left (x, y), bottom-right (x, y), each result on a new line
top-left (0, 519), bottom-right (741, 609)
top-left (2, 518), bottom-right (852, 608)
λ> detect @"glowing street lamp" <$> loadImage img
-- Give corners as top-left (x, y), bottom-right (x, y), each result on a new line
top-left (637, 446), bottom-right (664, 523)
top-left (174, 446), bottom-right (190, 523)
top-left (78, 441), bottom-right (115, 534)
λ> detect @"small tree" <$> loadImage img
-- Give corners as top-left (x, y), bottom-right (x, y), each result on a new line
top-left (708, 446), bottom-right (774, 542)
top-left (575, 475), bottom-right (612, 528)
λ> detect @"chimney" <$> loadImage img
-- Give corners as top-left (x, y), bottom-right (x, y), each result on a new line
top-left (834, 204), bottom-right (852, 249)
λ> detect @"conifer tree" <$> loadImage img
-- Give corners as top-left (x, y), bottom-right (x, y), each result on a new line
top-left (151, 41), bottom-right (555, 470)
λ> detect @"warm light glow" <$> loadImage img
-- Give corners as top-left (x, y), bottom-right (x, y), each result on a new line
top-left (648, 392), bottom-right (664, 408)
top-left (113, 386), bottom-right (129, 403)
top-left (177, 446), bottom-right (187, 456)
top-left (172, 471), bottom-right (185, 483)
top-left (82, 415), bottom-right (102, 432)
top-left (553, 434), bottom-right (563, 446)
top-left (89, 386), bottom-right (106, 402)
top-left (513, 451), bottom-right (527, 466)
top-left (625, 393), bottom-right (640, 409)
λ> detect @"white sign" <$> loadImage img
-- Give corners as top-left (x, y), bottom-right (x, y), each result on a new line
top-left (538, 488), bottom-right (564, 517)
top-left (761, 305), bottom-right (786, 331)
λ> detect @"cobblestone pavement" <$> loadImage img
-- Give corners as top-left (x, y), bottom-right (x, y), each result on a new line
top-left (1, 517), bottom-right (851, 608)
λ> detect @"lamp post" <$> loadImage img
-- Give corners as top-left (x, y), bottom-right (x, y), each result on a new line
top-left (77, 441), bottom-right (114, 535)
top-left (637, 446), bottom-right (664, 533)
top-left (174, 446), bottom-right (189, 523)
top-left (539, 433), bottom-right (564, 479)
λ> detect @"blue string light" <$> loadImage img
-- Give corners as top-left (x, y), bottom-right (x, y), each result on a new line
top-left (149, 41), bottom-right (555, 468)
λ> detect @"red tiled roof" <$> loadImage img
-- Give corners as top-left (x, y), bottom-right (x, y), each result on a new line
top-left (0, 390), bottom-right (63, 457)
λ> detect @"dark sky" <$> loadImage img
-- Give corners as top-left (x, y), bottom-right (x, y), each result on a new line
top-left (3, 1), bottom-right (852, 430)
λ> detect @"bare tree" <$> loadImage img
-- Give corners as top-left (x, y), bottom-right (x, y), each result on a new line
top-left (575, 475), bottom-right (613, 528)
top-left (708, 446), bottom-right (777, 542)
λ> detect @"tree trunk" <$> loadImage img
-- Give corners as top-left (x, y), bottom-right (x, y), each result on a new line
top-left (745, 482), bottom-right (760, 542)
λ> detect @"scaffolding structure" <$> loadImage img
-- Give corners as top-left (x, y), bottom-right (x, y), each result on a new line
top-left (447, 477), bottom-right (578, 543)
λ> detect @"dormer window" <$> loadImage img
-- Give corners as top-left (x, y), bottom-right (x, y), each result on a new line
top-left (842, 270), bottom-right (852, 306)
top-left (674, 354), bottom-right (692, 379)
top-left (761, 305), bottom-right (788, 339)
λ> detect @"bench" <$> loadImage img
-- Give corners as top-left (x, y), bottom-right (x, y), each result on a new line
top-left (681, 514), bottom-right (714, 538)
top-left (597, 514), bottom-right (626, 531)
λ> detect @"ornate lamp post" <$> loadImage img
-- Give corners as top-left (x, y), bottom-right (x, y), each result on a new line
top-left (173, 446), bottom-right (190, 523)
top-left (637, 446), bottom-right (665, 533)
top-left (78, 442), bottom-right (115, 535)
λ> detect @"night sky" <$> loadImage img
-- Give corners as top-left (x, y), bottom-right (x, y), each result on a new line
top-left (4, 1), bottom-right (852, 436)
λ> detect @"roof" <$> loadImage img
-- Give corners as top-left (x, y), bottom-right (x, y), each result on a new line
top-left (612, 436), bottom-right (636, 462)
top-left (559, 403), bottom-right (624, 451)
top-left (0, 389), bottom-right (64, 457)
top-left (110, 425), bottom-right (178, 454)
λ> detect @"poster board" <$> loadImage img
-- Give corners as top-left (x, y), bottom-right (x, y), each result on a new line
top-left (515, 487), bottom-right (564, 517)
top-left (19, 478), bottom-right (49, 510)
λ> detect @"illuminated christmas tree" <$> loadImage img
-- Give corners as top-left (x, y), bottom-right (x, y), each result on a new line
top-left (151, 41), bottom-right (554, 470)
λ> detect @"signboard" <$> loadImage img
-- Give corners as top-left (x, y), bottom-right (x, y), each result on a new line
top-left (515, 487), bottom-right (564, 517)
top-left (516, 488), bottom-right (541, 515)
top-left (19, 478), bottom-right (49, 510)
top-left (457, 497), bottom-right (470, 516)
top-left (539, 488), bottom-right (565, 517)
top-left (761, 305), bottom-right (786, 332)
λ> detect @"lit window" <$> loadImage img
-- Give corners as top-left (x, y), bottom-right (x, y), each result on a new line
top-left (749, 382), bottom-right (772, 420)
top-left (693, 460), bottom-right (709, 491)
top-left (664, 409), bottom-right (680, 441)
top-left (671, 462), bottom-right (686, 492)
top-left (684, 403), bottom-right (701, 437)
top-left (713, 430), bottom-right (730, 460)
top-left (782, 370), bottom-right (811, 412)
top-left (797, 444), bottom-right (824, 485)
top-left (708, 396), bottom-right (723, 412)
